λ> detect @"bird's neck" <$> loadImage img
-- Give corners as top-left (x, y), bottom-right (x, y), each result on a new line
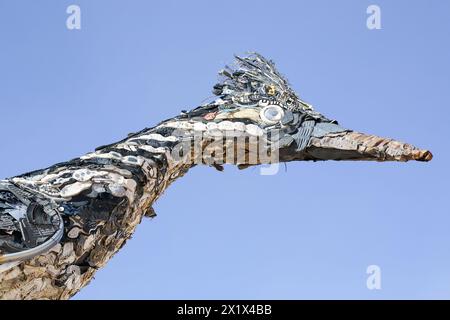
top-left (1, 124), bottom-right (195, 299)
top-left (81, 125), bottom-right (196, 208)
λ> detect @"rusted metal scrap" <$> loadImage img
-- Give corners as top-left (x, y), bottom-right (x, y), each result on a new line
top-left (0, 53), bottom-right (432, 300)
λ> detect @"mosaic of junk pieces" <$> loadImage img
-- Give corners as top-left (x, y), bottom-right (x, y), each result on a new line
top-left (0, 53), bottom-right (429, 271)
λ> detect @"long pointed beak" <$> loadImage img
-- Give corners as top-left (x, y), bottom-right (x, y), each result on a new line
top-left (282, 131), bottom-right (433, 162)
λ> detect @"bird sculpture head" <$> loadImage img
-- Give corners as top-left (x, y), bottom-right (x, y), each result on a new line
top-left (153, 53), bottom-right (432, 170)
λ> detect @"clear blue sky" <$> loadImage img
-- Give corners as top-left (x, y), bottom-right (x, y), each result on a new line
top-left (0, 0), bottom-right (449, 299)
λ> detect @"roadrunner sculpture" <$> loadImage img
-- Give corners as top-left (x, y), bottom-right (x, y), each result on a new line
top-left (0, 53), bottom-right (432, 299)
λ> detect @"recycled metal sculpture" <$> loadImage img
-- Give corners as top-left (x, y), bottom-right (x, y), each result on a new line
top-left (0, 53), bottom-right (432, 299)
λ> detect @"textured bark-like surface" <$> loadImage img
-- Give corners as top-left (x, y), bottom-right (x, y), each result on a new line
top-left (307, 131), bottom-right (433, 162)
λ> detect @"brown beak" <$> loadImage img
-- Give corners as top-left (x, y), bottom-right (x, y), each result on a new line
top-left (280, 131), bottom-right (433, 162)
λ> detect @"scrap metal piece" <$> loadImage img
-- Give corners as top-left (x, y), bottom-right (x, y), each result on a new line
top-left (0, 181), bottom-right (64, 265)
top-left (292, 120), bottom-right (315, 151)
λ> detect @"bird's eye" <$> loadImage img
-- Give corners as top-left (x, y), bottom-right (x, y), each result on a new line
top-left (260, 105), bottom-right (284, 124)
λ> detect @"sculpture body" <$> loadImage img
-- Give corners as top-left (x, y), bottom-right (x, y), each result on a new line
top-left (0, 54), bottom-right (431, 299)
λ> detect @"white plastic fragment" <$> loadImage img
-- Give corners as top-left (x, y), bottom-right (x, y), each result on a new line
top-left (72, 169), bottom-right (108, 182)
top-left (193, 122), bottom-right (207, 131)
top-left (139, 145), bottom-right (167, 154)
top-left (233, 122), bottom-right (246, 131)
top-left (246, 124), bottom-right (265, 136)
top-left (60, 182), bottom-right (92, 198)
top-left (107, 183), bottom-right (126, 197)
top-left (218, 121), bottom-right (235, 131)
top-left (162, 121), bottom-right (193, 130)
top-left (206, 122), bottom-right (218, 130)
top-left (130, 133), bottom-right (178, 142)
top-left (206, 129), bottom-right (223, 137)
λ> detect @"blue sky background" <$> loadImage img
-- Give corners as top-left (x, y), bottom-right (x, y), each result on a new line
top-left (0, 0), bottom-right (449, 299)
